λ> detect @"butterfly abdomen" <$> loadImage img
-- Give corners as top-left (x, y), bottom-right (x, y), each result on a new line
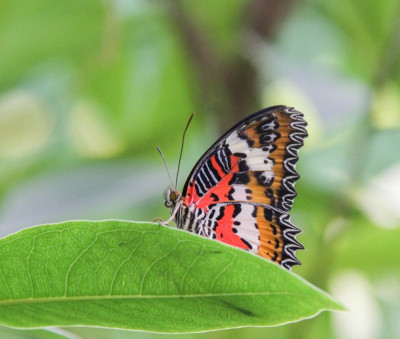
top-left (175, 203), bottom-right (204, 233)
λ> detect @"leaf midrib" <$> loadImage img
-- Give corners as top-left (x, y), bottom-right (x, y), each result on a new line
top-left (0, 291), bottom-right (307, 306)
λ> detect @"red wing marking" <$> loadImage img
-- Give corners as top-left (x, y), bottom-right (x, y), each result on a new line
top-left (212, 204), bottom-right (250, 250)
top-left (204, 203), bottom-right (303, 269)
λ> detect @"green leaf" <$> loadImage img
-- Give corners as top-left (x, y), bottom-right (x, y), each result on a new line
top-left (0, 221), bottom-right (343, 333)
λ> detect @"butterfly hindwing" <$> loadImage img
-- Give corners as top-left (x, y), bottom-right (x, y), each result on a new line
top-left (201, 202), bottom-right (303, 269)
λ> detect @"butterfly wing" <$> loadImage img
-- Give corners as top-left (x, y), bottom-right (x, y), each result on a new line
top-left (182, 105), bottom-right (307, 269)
top-left (201, 202), bottom-right (303, 270)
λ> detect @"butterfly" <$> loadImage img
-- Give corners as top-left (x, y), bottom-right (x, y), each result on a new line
top-left (162, 105), bottom-right (307, 270)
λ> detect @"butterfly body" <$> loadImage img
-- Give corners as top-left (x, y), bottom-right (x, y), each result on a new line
top-left (164, 105), bottom-right (307, 270)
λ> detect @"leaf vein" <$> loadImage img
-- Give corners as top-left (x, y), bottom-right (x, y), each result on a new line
top-left (0, 269), bottom-right (11, 299)
top-left (26, 237), bottom-right (36, 298)
top-left (209, 255), bottom-right (237, 293)
top-left (0, 291), bottom-right (309, 306)
top-left (179, 246), bottom-right (205, 293)
top-left (139, 240), bottom-right (181, 295)
top-left (64, 234), bottom-right (99, 297)
top-left (108, 233), bottom-right (144, 295)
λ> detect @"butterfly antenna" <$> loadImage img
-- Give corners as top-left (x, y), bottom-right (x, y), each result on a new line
top-left (157, 146), bottom-right (174, 188)
top-left (175, 113), bottom-right (194, 188)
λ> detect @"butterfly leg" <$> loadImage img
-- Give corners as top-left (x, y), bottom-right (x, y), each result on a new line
top-left (155, 201), bottom-right (182, 226)
top-left (154, 215), bottom-right (174, 226)
top-left (158, 215), bottom-right (174, 226)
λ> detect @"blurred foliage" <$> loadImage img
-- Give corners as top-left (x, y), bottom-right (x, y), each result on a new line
top-left (0, 0), bottom-right (399, 338)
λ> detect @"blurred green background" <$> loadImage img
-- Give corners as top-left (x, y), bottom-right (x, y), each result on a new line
top-left (1, 0), bottom-right (400, 338)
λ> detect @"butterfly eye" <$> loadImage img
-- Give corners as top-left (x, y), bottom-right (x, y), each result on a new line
top-left (170, 190), bottom-right (181, 203)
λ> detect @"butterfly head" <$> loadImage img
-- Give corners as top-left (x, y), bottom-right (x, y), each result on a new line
top-left (164, 186), bottom-right (181, 209)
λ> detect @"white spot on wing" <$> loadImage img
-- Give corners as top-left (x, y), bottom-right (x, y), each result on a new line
top-left (230, 186), bottom-right (248, 200)
top-left (245, 153), bottom-right (273, 171)
top-left (226, 132), bottom-right (274, 172)
top-left (225, 132), bottom-right (249, 153)
top-left (233, 204), bottom-right (260, 251)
